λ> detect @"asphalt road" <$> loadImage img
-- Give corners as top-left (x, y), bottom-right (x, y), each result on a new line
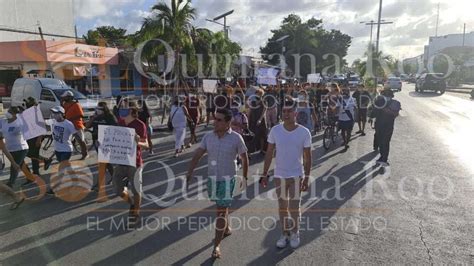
top-left (0, 83), bottom-right (473, 265)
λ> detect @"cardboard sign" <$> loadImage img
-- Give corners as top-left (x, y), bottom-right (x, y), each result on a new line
top-left (257, 68), bottom-right (278, 85)
top-left (307, 73), bottom-right (322, 84)
top-left (98, 125), bottom-right (137, 167)
top-left (203, 79), bottom-right (218, 93)
top-left (20, 106), bottom-right (47, 140)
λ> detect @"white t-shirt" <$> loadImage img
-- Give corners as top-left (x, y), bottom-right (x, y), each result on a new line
top-left (0, 118), bottom-right (29, 152)
top-left (50, 119), bottom-right (77, 152)
top-left (337, 96), bottom-right (356, 121)
top-left (267, 124), bottom-right (312, 178)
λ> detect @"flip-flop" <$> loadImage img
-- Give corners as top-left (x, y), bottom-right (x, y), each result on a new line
top-left (10, 197), bottom-right (25, 210)
top-left (224, 229), bottom-right (232, 238)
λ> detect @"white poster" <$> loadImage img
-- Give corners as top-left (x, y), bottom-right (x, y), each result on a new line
top-left (98, 125), bottom-right (137, 167)
top-left (203, 79), bottom-right (218, 93)
top-left (307, 73), bottom-right (322, 83)
top-left (257, 68), bottom-right (278, 85)
top-left (19, 106), bottom-right (47, 140)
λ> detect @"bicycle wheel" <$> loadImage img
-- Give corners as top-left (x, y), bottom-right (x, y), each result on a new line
top-left (323, 126), bottom-right (332, 150)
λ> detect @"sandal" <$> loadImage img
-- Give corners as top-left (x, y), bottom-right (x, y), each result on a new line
top-left (211, 246), bottom-right (221, 259)
top-left (10, 197), bottom-right (25, 210)
top-left (224, 227), bottom-right (232, 238)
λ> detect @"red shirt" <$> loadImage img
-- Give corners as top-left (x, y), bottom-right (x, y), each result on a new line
top-left (118, 118), bottom-right (147, 167)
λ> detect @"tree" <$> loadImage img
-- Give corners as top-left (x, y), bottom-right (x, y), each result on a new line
top-left (83, 26), bottom-right (127, 47)
top-left (260, 14), bottom-right (351, 79)
top-left (133, 0), bottom-right (196, 86)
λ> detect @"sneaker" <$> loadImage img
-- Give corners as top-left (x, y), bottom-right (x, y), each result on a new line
top-left (361, 132), bottom-right (366, 136)
top-left (376, 160), bottom-right (390, 167)
top-left (276, 234), bottom-right (289, 248)
top-left (44, 158), bottom-right (53, 171)
top-left (355, 130), bottom-right (363, 134)
top-left (290, 232), bottom-right (301, 249)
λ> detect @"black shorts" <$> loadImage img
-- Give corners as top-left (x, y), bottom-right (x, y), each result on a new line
top-left (356, 108), bottom-right (368, 122)
top-left (338, 120), bottom-right (354, 131)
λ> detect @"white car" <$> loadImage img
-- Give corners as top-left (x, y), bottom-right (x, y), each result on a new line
top-left (10, 78), bottom-right (98, 119)
top-left (384, 77), bottom-right (402, 92)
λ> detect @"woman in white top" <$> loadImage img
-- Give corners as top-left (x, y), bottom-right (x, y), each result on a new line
top-left (169, 96), bottom-right (193, 157)
top-left (1, 107), bottom-right (29, 188)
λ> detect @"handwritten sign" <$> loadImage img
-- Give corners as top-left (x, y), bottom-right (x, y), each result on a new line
top-left (307, 73), bottom-right (322, 84)
top-left (203, 79), bottom-right (218, 93)
top-left (20, 106), bottom-right (47, 140)
top-left (98, 125), bottom-right (136, 167)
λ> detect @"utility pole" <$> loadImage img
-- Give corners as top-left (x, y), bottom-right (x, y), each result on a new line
top-left (435, 3), bottom-right (440, 37)
top-left (213, 10), bottom-right (234, 39)
top-left (360, 20), bottom-right (392, 47)
top-left (462, 23), bottom-right (466, 46)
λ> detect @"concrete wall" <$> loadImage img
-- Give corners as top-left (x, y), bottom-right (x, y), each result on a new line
top-left (0, 0), bottom-right (75, 41)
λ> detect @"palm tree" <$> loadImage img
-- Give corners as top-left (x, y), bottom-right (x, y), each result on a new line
top-left (135, 0), bottom-right (196, 87)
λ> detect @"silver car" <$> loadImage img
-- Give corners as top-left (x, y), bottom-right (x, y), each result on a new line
top-left (384, 77), bottom-right (402, 92)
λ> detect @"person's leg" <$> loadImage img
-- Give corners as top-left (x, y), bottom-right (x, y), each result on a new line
top-left (373, 130), bottom-right (379, 151)
top-left (147, 128), bottom-right (153, 153)
top-left (275, 178), bottom-right (290, 235)
top-left (213, 206), bottom-right (229, 258)
top-left (8, 150), bottom-right (28, 187)
top-left (288, 178), bottom-right (302, 234)
top-left (76, 130), bottom-right (88, 159)
top-left (130, 166), bottom-right (143, 218)
top-left (379, 128), bottom-right (393, 162)
top-left (0, 182), bottom-right (21, 202)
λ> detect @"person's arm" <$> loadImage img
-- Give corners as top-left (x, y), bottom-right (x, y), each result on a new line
top-left (134, 124), bottom-right (149, 149)
top-left (301, 146), bottom-right (311, 191)
top-left (240, 152), bottom-right (249, 180)
top-left (85, 115), bottom-right (96, 129)
top-left (260, 143), bottom-right (275, 187)
top-left (0, 139), bottom-right (20, 171)
top-left (182, 106), bottom-right (193, 122)
top-left (186, 147), bottom-right (206, 183)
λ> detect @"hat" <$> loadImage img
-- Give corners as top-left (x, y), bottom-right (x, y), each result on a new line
top-left (61, 90), bottom-right (74, 98)
top-left (50, 106), bottom-right (65, 114)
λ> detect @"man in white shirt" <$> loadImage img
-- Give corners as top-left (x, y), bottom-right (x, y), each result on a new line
top-left (337, 87), bottom-right (356, 149)
top-left (260, 97), bottom-right (312, 249)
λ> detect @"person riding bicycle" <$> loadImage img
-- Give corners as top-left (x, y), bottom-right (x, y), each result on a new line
top-left (326, 83), bottom-right (342, 127)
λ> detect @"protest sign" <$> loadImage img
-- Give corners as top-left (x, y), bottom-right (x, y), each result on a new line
top-left (20, 106), bottom-right (47, 140)
top-left (98, 125), bottom-right (136, 167)
top-left (203, 79), bottom-right (218, 93)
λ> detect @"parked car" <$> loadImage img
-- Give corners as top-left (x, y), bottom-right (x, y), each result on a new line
top-left (10, 78), bottom-right (98, 118)
top-left (384, 77), bottom-right (402, 92)
top-left (415, 73), bottom-right (446, 94)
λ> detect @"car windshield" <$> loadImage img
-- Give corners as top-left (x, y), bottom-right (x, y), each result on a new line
top-left (349, 77), bottom-right (360, 81)
top-left (52, 89), bottom-right (87, 100)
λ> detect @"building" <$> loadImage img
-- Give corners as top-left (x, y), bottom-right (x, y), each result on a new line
top-left (0, 0), bottom-right (150, 97)
top-left (424, 32), bottom-right (474, 63)
top-left (0, 0), bottom-right (75, 42)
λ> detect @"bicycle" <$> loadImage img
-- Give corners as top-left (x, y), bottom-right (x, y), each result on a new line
top-left (322, 111), bottom-right (339, 150)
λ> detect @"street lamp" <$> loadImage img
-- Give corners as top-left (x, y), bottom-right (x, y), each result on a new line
top-left (213, 10), bottom-right (234, 39)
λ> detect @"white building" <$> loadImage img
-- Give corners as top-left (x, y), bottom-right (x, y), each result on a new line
top-left (424, 32), bottom-right (474, 62)
top-left (0, 0), bottom-right (75, 41)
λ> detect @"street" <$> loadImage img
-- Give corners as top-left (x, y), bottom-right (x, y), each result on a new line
top-left (0, 83), bottom-right (472, 265)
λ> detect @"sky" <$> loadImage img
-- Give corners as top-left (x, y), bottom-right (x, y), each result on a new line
top-left (74, 0), bottom-right (474, 64)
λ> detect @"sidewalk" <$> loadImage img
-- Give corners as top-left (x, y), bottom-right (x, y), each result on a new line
top-left (446, 84), bottom-right (474, 94)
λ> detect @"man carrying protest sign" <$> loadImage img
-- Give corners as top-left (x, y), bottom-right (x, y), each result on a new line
top-left (113, 99), bottom-right (149, 227)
